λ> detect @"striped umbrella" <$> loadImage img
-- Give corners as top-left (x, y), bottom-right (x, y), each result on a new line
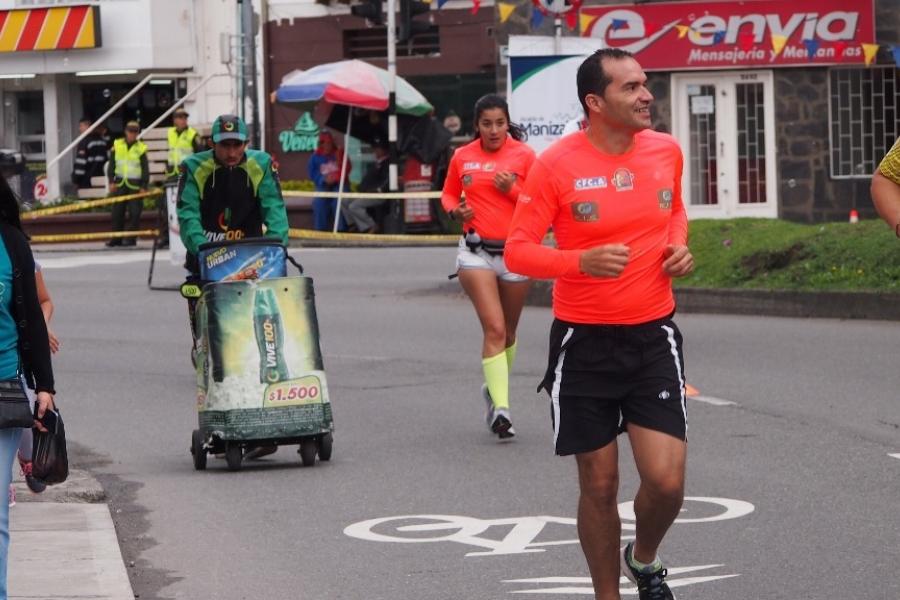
top-left (275, 59), bottom-right (433, 117)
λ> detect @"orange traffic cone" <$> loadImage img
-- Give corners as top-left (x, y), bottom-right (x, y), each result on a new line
top-left (849, 209), bottom-right (859, 223)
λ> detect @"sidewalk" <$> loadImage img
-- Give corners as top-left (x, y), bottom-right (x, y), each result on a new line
top-left (7, 470), bottom-right (134, 600)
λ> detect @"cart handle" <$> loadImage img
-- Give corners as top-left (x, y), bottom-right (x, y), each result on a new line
top-left (287, 254), bottom-right (304, 275)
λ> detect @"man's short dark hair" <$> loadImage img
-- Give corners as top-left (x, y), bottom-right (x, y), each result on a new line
top-left (79, 117), bottom-right (92, 125)
top-left (576, 48), bottom-right (635, 114)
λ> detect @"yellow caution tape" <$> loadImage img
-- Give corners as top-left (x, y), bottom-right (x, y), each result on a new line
top-left (30, 229), bottom-right (159, 243)
top-left (283, 190), bottom-right (444, 200)
top-left (289, 228), bottom-right (458, 243)
top-left (22, 189), bottom-right (163, 219)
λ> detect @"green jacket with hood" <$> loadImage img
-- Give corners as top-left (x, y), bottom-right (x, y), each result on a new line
top-left (176, 148), bottom-right (289, 260)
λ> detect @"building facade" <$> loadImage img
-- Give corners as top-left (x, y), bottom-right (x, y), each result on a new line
top-left (0, 0), bottom-right (257, 201)
top-left (265, 0), bottom-right (498, 180)
top-left (504, 0), bottom-right (899, 222)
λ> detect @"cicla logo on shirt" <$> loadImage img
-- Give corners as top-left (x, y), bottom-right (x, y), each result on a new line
top-left (574, 177), bottom-right (608, 191)
top-left (462, 162), bottom-right (482, 171)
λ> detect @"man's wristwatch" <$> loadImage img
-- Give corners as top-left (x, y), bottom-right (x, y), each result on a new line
top-left (448, 208), bottom-right (457, 222)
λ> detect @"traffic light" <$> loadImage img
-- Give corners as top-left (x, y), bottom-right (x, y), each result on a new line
top-left (350, 0), bottom-right (384, 25)
top-left (398, 0), bottom-right (430, 43)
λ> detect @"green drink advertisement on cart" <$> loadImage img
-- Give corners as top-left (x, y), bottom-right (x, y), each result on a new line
top-left (194, 277), bottom-right (333, 440)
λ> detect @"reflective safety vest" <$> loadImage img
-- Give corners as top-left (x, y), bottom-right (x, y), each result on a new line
top-left (166, 126), bottom-right (198, 176)
top-left (113, 138), bottom-right (148, 189)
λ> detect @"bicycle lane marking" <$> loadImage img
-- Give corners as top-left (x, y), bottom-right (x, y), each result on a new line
top-left (504, 566), bottom-right (741, 595)
top-left (686, 384), bottom-right (739, 407)
top-left (344, 497), bottom-right (755, 596)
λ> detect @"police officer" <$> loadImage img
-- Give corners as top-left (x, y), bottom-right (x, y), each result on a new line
top-left (106, 121), bottom-right (149, 247)
top-left (159, 109), bottom-right (204, 248)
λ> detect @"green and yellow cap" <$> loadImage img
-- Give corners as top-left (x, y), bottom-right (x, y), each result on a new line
top-left (211, 114), bottom-right (248, 143)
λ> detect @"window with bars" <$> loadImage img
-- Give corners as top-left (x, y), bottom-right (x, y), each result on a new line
top-left (828, 66), bottom-right (900, 179)
top-left (344, 27), bottom-right (440, 59)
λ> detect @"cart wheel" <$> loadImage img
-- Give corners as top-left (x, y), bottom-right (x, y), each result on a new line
top-left (318, 432), bottom-right (333, 462)
top-left (225, 443), bottom-right (243, 471)
top-left (299, 438), bottom-right (317, 467)
top-left (191, 430), bottom-right (207, 471)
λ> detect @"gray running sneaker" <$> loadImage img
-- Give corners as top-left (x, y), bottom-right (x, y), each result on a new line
top-left (482, 384), bottom-right (516, 439)
top-left (620, 542), bottom-right (676, 600)
top-left (481, 384), bottom-right (494, 429)
top-left (490, 408), bottom-right (516, 440)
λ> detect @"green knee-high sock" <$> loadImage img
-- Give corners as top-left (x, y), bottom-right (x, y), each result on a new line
top-left (482, 351), bottom-right (509, 410)
top-left (505, 340), bottom-right (518, 371)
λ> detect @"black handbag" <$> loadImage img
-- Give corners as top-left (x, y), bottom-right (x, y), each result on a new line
top-left (0, 378), bottom-right (35, 429)
top-left (32, 407), bottom-right (69, 485)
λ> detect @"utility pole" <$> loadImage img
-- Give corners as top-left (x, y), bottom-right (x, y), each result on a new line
top-left (240, 0), bottom-right (261, 148)
top-left (384, 0), bottom-right (404, 233)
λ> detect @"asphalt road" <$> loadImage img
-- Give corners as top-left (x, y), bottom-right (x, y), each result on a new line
top-left (37, 245), bottom-right (900, 600)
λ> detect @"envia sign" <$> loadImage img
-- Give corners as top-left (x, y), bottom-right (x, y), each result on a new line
top-left (580, 0), bottom-right (876, 69)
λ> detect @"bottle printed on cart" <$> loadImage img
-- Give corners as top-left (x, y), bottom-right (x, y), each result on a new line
top-left (253, 287), bottom-right (291, 384)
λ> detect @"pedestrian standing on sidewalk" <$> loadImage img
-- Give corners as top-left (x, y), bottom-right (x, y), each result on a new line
top-left (441, 94), bottom-right (536, 440)
top-left (106, 121), bottom-right (149, 247)
top-left (0, 171), bottom-right (56, 600)
top-left (9, 262), bottom-right (58, 505)
top-left (871, 137), bottom-right (900, 235)
top-left (505, 49), bottom-right (693, 600)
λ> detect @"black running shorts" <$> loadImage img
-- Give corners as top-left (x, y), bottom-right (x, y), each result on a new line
top-left (538, 316), bottom-right (687, 456)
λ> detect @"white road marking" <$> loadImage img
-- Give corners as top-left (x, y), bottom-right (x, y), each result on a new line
top-left (506, 566), bottom-right (741, 595)
top-left (690, 395), bottom-right (738, 407)
top-left (889, 453), bottom-right (900, 460)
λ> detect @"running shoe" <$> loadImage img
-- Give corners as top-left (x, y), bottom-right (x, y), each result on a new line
top-left (19, 454), bottom-right (46, 494)
top-left (620, 542), bottom-right (676, 600)
top-left (482, 384), bottom-right (516, 439)
top-left (481, 384), bottom-right (494, 429)
top-left (490, 408), bottom-right (516, 440)
top-left (8, 485), bottom-right (15, 508)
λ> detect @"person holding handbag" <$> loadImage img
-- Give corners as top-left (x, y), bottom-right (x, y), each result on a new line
top-left (0, 172), bottom-right (55, 600)
top-left (8, 263), bottom-right (59, 505)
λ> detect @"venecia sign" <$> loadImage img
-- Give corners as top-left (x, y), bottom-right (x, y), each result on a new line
top-left (580, 0), bottom-right (876, 69)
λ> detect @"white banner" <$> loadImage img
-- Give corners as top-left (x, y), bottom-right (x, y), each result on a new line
top-left (166, 185), bottom-right (186, 266)
top-left (507, 36), bottom-right (601, 155)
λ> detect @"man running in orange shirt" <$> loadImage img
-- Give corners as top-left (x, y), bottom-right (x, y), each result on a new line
top-left (505, 48), bottom-right (693, 600)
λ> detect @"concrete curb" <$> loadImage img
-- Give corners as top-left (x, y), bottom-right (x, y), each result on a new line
top-left (13, 467), bottom-right (106, 503)
top-left (436, 280), bottom-right (900, 321)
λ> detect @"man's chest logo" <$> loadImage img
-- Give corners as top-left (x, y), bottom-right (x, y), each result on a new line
top-left (571, 201), bottom-right (598, 222)
top-left (574, 177), bottom-right (607, 191)
top-left (613, 168), bottom-right (634, 192)
top-left (658, 188), bottom-right (673, 209)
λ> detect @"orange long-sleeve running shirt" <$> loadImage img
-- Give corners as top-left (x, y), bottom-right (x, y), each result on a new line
top-left (505, 130), bottom-right (688, 325)
top-left (441, 137), bottom-right (536, 240)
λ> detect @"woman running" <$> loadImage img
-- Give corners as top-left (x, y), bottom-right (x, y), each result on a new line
top-left (441, 94), bottom-right (536, 440)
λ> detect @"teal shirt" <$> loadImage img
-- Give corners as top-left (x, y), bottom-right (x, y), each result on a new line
top-left (0, 242), bottom-right (19, 379)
